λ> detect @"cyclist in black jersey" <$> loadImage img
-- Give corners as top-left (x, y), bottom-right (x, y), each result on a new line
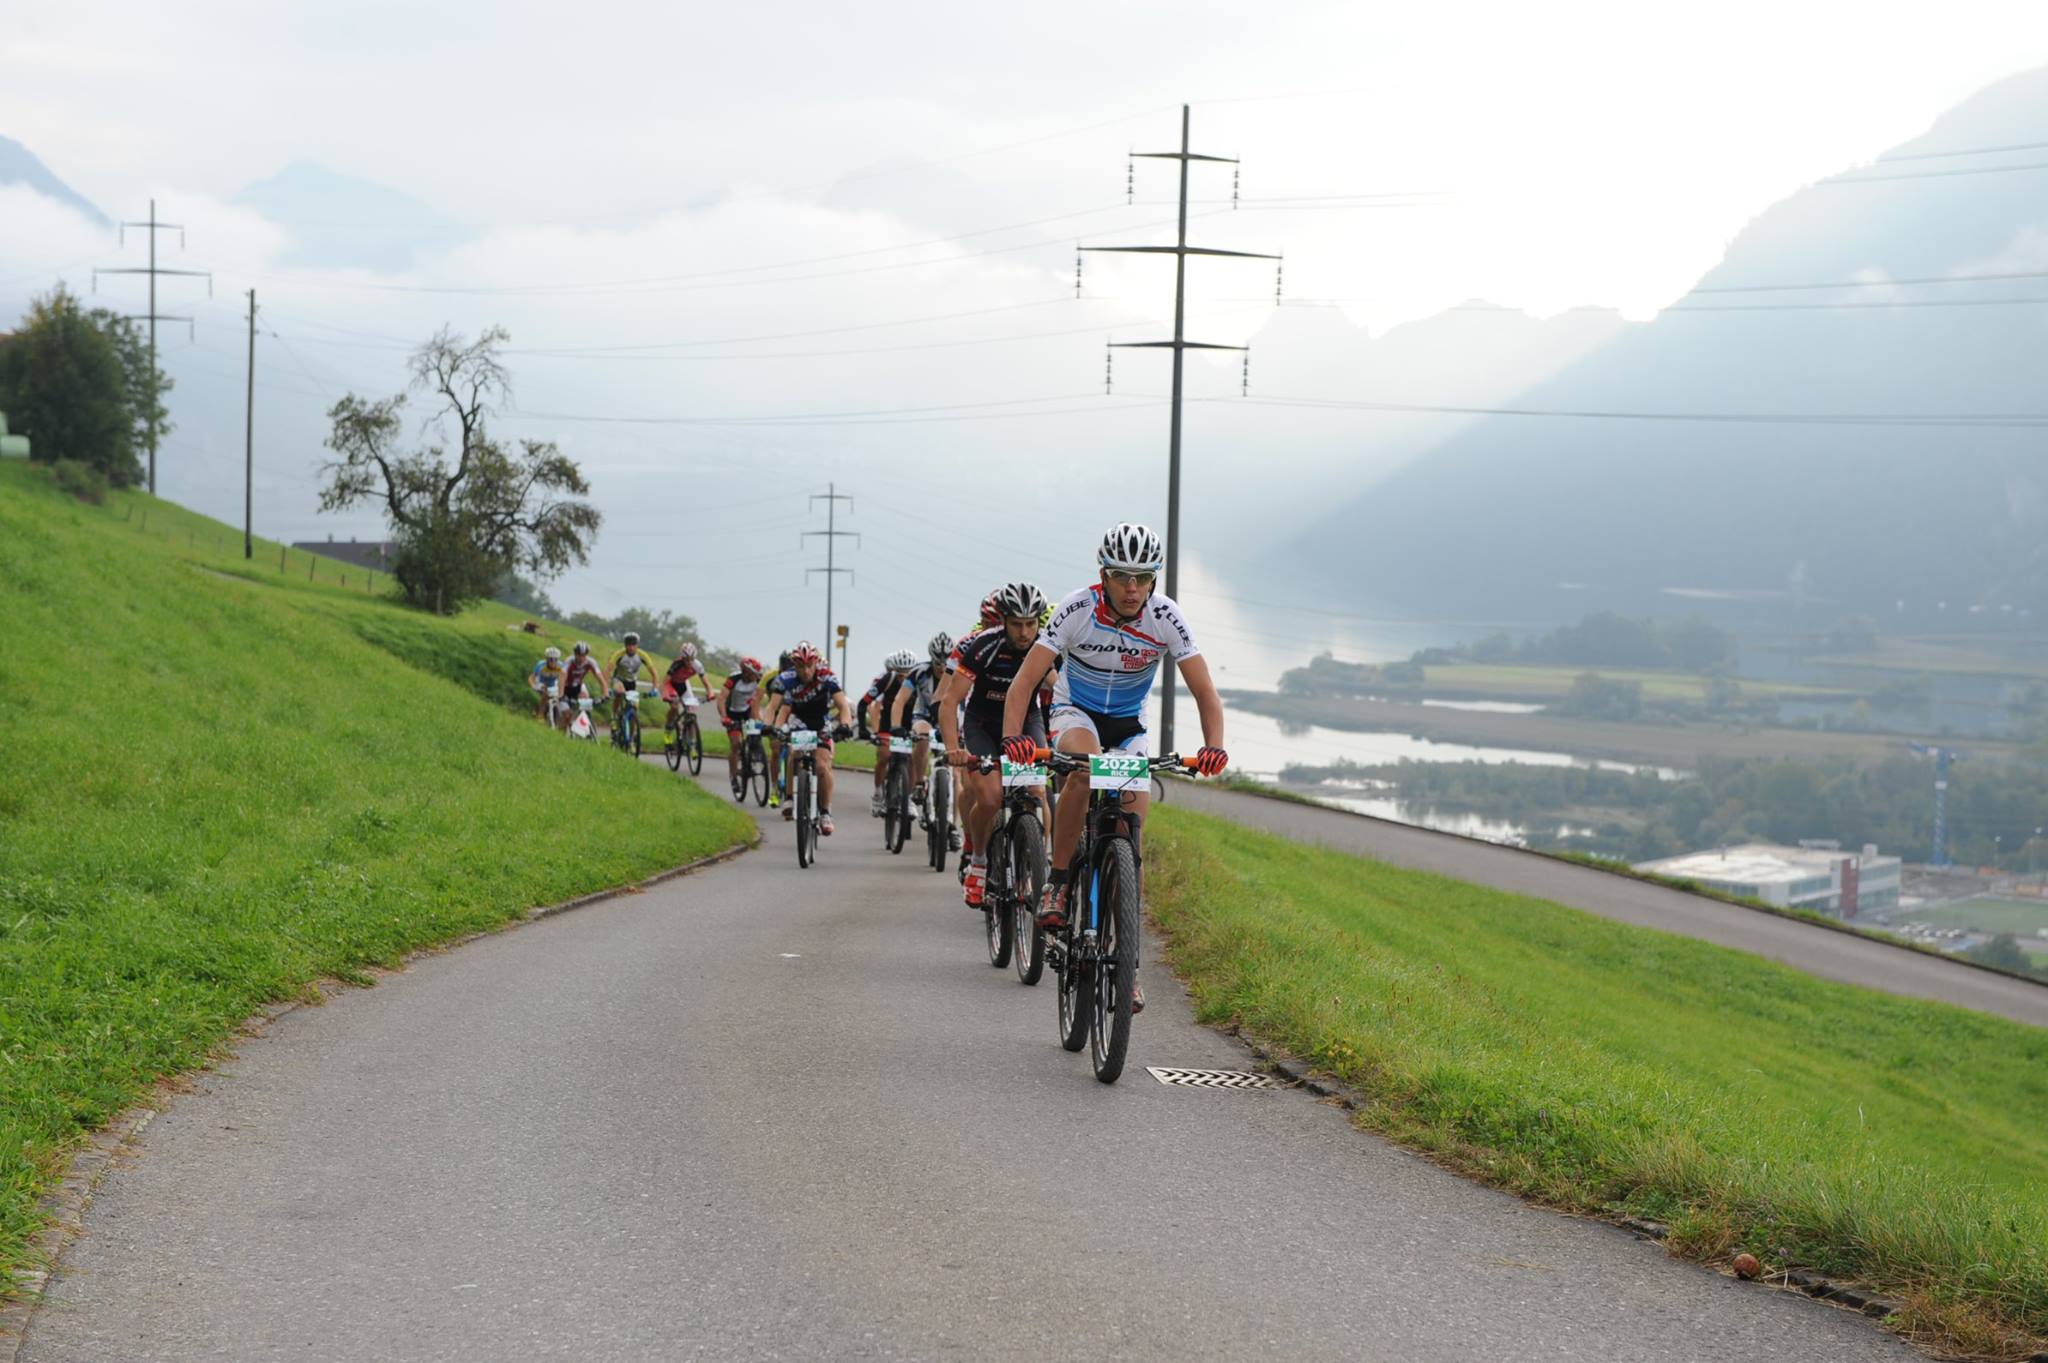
top-left (863, 651), bottom-right (917, 817)
top-left (938, 582), bottom-right (1052, 909)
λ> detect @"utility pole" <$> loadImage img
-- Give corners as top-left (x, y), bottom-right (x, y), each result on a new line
top-left (804, 483), bottom-right (857, 653)
top-left (94, 200), bottom-right (211, 494)
top-left (1083, 104), bottom-right (1277, 755)
top-left (243, 289), bottom-right (257, 559)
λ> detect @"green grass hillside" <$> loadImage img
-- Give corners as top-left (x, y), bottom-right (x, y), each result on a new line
top-left (1146, 808), bottom-right (2048, 1357)
top-left (0, 463), bottom-right (756, 1290)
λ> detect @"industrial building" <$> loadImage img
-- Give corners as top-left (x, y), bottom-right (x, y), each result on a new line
top-left (1633, 842), bottom-right (1902, 918)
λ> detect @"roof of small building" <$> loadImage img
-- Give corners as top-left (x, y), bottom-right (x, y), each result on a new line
top-left (1635, 842), bottom-right (1892, 886)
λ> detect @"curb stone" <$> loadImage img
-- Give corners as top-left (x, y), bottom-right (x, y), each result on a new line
top-left (0, 835), bottom-right (758, 1361)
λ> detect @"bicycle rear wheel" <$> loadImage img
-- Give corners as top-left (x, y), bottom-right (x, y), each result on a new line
top-left (1011, 811), bottom-right (1047, 986)
top-left (1090, 838), bottom-right (1140, 1083)
top-left (928, 767), bottom-right (951, 873)
top-left (795, 765), bottom-right (815, 868)
top-left (685, 716), bottom-right (703, 775)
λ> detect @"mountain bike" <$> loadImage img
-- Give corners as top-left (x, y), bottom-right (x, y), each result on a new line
top-left (778, 724), bottom-right (848, 868)
top-left (732, 719), bottom-right (771, 805)
top-left (968, 754), bottom-right (1051, 979)
top-left (612, 685), bottom-right (643, 757)
top-left (539, 681), bottom-right (568, 732)
top-left (664, 693), bottom-right (703, 774)
top-left (873, 733), bottom-right (914, 854)
top-left (1038, 748), bottom-right (1185, 1084)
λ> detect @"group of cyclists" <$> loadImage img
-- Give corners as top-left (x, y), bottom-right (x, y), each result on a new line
top-left (523, 520), bottom-right (1231, 969)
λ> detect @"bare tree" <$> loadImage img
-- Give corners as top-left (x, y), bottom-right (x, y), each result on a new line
top-left (319, 327), bottom-right (600, 613)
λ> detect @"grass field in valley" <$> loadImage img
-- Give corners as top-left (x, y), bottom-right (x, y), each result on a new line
top-left (0, 463), bottom-right (757, 1292)
top-left (1145, 807), bottom-right (2048, 1357)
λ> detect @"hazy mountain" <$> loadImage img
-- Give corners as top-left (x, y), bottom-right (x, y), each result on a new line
top-left (234, 162), bottom-right (461, 272)
top-left (1184, 300), bottom-right (1630, 546)
top-left (0, 136), bottom-right (108, 226)
top-left (1291, 65), bottom-right (2048, 627)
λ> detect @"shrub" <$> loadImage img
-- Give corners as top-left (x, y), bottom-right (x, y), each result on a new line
top-left (51, 458), bottom-right (108, 505)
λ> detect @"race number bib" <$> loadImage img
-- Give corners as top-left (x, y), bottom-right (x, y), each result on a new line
top-left (789, 729), bottom-right (819, 752)
top-left (890, 735), bottom-right (914, 755)
top-left (1088, 752), bottom-right (1148, 791)
top-left (742, 720), bottom-right (764, 736)
top-left (1002, 759), bottom-right (1048, 789)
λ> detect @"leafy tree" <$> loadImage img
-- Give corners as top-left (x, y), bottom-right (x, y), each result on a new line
top-left (492, 569), bottom-right (559, 618)
top-left (318, 327), bottom-right (601, 614)
top-left (89, 308), bottom-right (171, 465)
top-left (1963, 934), bottom-right (2036, 975)
top-left (0, 285), bottom-right (142, 485)
top-left (1557, 673), bottom-right (1642, 721)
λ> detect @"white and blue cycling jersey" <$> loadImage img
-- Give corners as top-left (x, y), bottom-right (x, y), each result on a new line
top-left (1036, 584), bottom-right (1199, 719)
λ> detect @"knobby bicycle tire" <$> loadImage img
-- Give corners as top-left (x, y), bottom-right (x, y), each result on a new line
top-left (685, 717), bottom-right (703, 775)
top-left (984, 820), bottom-right (1014, 969)
top-left (1011, 810), bottom-right (1047, 986)
top-left (795, 765), bottom-right (815, 869)
top-left (1091, 838), bottom-right (1140, 1083)
top-left (928, 768), bottom-right (951, 873)
top-left (885, 759), bottom-right (909, 854)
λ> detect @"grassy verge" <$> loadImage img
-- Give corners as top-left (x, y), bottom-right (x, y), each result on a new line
top-left (0, 464), bottom-right (757, 1292)
top-left (1145, 807), bottom-right (2048, 1358)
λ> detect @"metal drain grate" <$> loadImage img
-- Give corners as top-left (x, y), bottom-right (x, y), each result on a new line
top-left (1146, 1067), bottom-right (1287, 1090)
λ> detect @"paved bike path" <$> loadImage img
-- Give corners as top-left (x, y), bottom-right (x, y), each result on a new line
top-left (1168, 781), bottom-right (2048, 1028)
top-left (21, 773), bottom-right (1912, 1361)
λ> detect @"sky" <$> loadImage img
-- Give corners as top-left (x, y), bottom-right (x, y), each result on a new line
top-left (6, 0), bottom-right (2048, 677)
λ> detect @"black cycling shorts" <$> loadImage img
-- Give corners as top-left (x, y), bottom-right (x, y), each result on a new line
top-left (962, 707), bottom-right (1045, 759)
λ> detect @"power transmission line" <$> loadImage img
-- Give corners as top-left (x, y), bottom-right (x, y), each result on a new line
top-left (1877, 137), bottom-right (2048, 164)
top-left (1219, 394), bottom-right (2048, 428)
top-left (1827, 158), bottom-right (2048, 186)
top-left (1081, 103), bottom-right (1279, 754)
top-left (503, 393), bottom-right (1160, 426)
top-left (1691, 268), bottom-right (2048, 294)
top-left (93, 200), bottom-right (212, 493)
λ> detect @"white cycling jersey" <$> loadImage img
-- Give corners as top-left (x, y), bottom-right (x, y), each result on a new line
top-left (1036, 584), bottom-right (1199, 720)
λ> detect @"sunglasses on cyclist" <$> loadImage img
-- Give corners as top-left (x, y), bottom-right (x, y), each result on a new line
top-left (1104, 569), bottom-right (1156, 587)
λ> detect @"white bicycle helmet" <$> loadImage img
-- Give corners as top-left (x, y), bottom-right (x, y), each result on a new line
top-left (544, 646), bottom-right (561, 661)
top-left (678, 642), bottom-right (698, 660)
top-left (992, 581), bottom-right (1047, 619)
top-left (927, 632), bottom-right (954, 667)
top-left (1098, 522), bottom-right (1164, 573)
top-left (885, 648), bottom-right (918, 671)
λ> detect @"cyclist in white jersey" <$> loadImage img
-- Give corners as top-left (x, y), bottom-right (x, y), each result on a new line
top-left (1002, 524), bottom-right (1229, 955)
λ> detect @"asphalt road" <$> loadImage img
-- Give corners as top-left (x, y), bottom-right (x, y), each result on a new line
top-left (21, 773), bottom-right (1916, 1362)
top-left (1171, 780), bottom-right (2048, 1029)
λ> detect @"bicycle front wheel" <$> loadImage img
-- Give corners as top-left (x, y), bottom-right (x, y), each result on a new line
top-left (885, 760), bottom-right (909, 854)
top-left (685, 716), bottom-right (703, 775)
top-left (1011, 811), bottom-right (1047, 986)
top-left (795, 765), bottom-right (815, 868)
top-left (751, 740), bottom-right (771, 806)
top-left (984, 824), bottom-right (1014, 969)
top-left (665, 719), bottom-right (684, 771)
top-left (1090, 838), bottom-right (1140, 1083)
top-left (731, 740), bottom-right (750, 802)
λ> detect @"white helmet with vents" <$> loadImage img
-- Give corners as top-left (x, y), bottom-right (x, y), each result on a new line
top-left (1098, 522), bottom-right (1163, 573)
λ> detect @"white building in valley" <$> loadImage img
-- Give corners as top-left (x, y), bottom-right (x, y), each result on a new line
top-left (1634, 842), bottom-right (1902, 918)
